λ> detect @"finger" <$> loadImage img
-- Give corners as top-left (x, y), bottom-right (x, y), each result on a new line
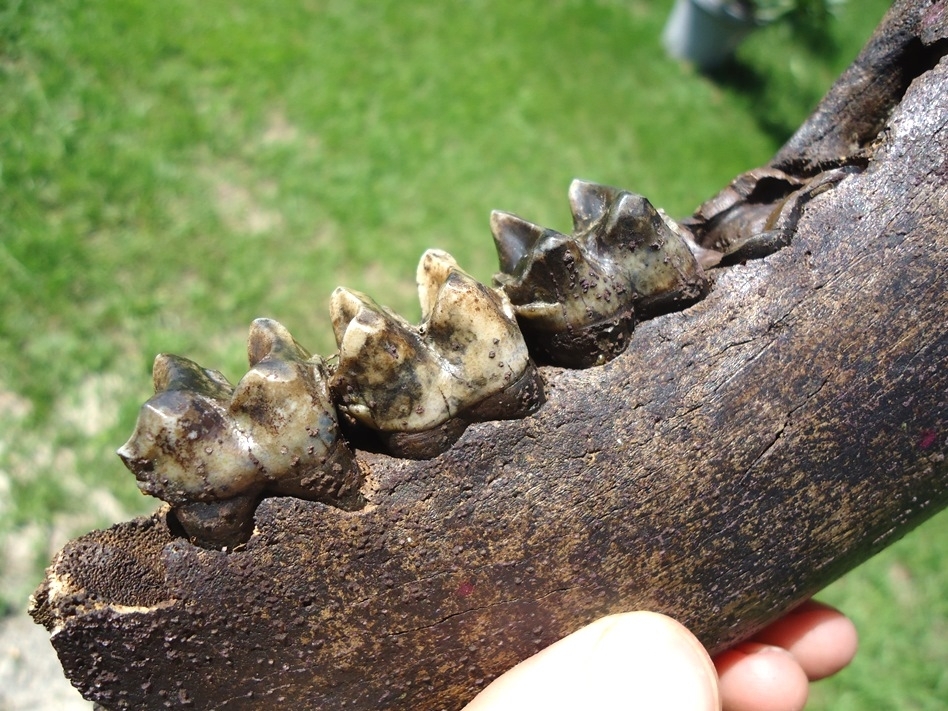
top-left (464, 611), bottom-right (720, 711)
top-left (714, 643), bottom-right (809, 711)
top-left (751, 600), bottom-right (859, 680)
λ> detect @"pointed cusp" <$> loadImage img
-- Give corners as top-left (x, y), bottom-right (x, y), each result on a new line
top-left (568, 179), bottom-right (622, 233)
top-left (151, 353), bottom-right (233, 398)
top-left (247, 317), bottom-right (311, 367)
top-left (416, 249), bottom-right (461, 321)
top-left (490, 210), bottom-right (548, 277)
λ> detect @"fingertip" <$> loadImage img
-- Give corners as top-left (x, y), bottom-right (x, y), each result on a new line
top-left (463, 612), bottom-right (721, 711)
top-left (753, 601), bottom-right (859, 680)
top-left (715, 643), bottom-right (809, 711)
top-left (584, 612), bottom-right (721, 711)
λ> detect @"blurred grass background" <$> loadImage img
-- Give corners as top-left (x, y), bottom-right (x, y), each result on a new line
top-left (1, 0), bottom-right (945, 707)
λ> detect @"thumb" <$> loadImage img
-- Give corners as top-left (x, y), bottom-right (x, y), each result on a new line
top-left (464, 611), bottom-right (721, 711)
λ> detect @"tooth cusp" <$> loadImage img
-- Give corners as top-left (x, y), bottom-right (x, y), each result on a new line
top-left (118, 320), bottom-right (361, 548)
top-left (492, 180), bottom-right (709, 368)
top-left (330, 250), bottom-right (544, 459)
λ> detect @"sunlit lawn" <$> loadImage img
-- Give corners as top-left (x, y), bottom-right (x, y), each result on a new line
top-left (1, 0), bottom-right (945, 707)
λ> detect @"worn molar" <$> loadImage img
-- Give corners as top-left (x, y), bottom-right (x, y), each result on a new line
top-left (117, 318), bottom-right (362, 549)
top-left (491, 179), bottom-right (710, 368)
top-left (329, 249), bottom-right (544, 459)
top-left (232, 318), bottom-right (363, 506)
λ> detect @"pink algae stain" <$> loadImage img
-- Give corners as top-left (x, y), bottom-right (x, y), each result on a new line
top-left (456, 580), bottom-right (475, 598)
top-left (918, 430), bottom-right (939, 450)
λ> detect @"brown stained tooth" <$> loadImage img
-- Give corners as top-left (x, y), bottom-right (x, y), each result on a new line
top-left (329, 250), bottom-right (544, 460)
top-left (117, 319), bottom-right (362, 549)
top-left (231, 319), bottom-right (363, 507)
top-left (491, 180), bottom-right (710, 368)
top-left (568, 180), bottom-right (709, 315)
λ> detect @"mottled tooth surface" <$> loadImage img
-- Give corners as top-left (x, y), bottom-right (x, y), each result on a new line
top-left (231, 318), bottom-right (362, 506)
top-left (118, 320), bottom-right (362, 549)
top-left (330, 286), bottom-right (439, 433)
top-left (247, 316), bottom-right (310, 366)
top-left (492, 180), bottom-right (710, 368)
top-left (598, 191), bottom-right (709, 314)
top-left (330, 251), bottom-right (543, 459)
top-left (118, 354), bottom-right (257, 505)
top-left (152, 352), bottom-right (232, 397)
top-left (424, 264), bottom-right (528, 393)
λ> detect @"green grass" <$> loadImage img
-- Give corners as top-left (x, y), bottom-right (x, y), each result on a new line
top-left (2, 0), bottom-right (945, 707)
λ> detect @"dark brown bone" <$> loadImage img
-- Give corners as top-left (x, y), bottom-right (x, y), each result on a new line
top-left (30, 1), bottom-right (948, 708)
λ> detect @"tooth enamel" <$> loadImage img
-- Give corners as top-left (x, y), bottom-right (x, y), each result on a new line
top-left (118, 355), bottom-right (256, 503)
top-left (597, 191), bottom-right (708, 312)
top-left (489, 210), bottom-right (549, 276)
top-left (230, 318), bottom-right (361, 503)
top-left (330, 250), bottom-right (543, 458)
top-left (492, 180), bottom-right (710, 367)
top-left (416, 249), bottom-right (459, 319)
top-left (118, 320), bottom-right (361, 548)
top-left (421, 255), bottom-right (529, 402)
top-left (568, 179), bottom-right (620, 233)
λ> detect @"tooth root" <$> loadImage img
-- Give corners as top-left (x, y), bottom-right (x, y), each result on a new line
top-left (172, 497), bottom-right (259, 550)
top-left (490, 210), bottom-right (550, 276)
top-left (568, 179), bottom-right (621, 233)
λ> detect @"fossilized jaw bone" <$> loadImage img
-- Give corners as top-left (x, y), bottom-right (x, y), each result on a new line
top-left (117, 318), bottom-right (361, 548)
top-left (492, 179), bottom-right (709, 368)
top-left (329, 249), bottom-right (544, 459)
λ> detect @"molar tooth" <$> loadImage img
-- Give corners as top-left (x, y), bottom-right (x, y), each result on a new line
top-left (493, 180), bottom-right (711, 368)
top-left (231, 318), bottom-right (362, 507)
top-left (330, 286), bottom-right (437, 433)
top-left (118, 320), bottom-right (362, 549)
top-left (330, 251), bottom-right (544, 459)
top-left (596, 190), bottom-right (709, 314)
top-left (421, 252), bottom-right (528, 393)
top-left (118, 354), bottom-right (257, 510)
top-left (491, 211), bottom-right (633, 369)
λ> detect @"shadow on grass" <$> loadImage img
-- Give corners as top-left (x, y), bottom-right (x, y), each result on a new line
top-left (703, 18), bottom-right (841, 149)
top-left (704, 59), bottom-right (801, 147)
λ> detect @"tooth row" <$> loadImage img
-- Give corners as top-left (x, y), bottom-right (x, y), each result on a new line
top-left (119, 179), bottom-right (716, 548)
top-left (491, 179), bottom-right (710, 367)
top-left (119, 250), bottom-right (545, 546)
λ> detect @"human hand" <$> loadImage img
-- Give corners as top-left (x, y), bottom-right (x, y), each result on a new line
top-left (462, 601), bottom-right (857, 711)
